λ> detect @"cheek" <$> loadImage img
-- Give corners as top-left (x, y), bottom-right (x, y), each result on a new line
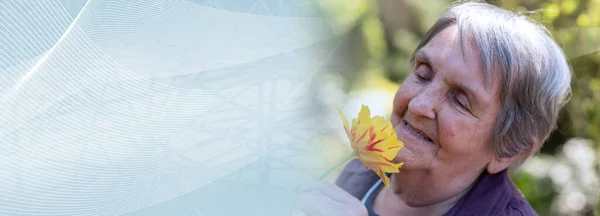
top-left (440, 117), bottom-right (457, 138)
top-left (392, 82), bottom-right (417, 117)
top-left (437, 113), bottom-right (487, 156)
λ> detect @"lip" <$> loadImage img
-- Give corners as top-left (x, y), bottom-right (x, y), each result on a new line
top-left (400, 120), bottom-right (434, 144)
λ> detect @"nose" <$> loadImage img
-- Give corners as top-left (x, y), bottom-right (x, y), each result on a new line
top-left (407, 87), bottom-right (437, 120)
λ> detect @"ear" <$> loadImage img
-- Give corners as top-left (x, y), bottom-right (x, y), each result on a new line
top-left (486, 137), bottom-right (539, 174)
top-left (486, 155), bottom-right (518, 174)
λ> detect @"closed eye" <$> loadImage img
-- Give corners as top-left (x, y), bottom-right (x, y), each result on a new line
top-left (414, 64), bottom-right (432, 82)
top-left (453, 93), bottom-right (471, 113)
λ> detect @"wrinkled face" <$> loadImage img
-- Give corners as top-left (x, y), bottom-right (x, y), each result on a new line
top-left (391, 25), bottom-right (502, 204)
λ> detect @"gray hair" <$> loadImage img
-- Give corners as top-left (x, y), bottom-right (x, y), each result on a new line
top-left (410, 2), bottom-right (572, 160)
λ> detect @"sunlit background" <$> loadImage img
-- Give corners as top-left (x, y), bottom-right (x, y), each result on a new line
top-left (1, 0), bottom-right (599, 215)
top-left (317, 0), bottom-right (600, 215)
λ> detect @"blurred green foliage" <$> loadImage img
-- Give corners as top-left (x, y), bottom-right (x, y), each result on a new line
top-left (319, 0), bottom-right (600, 215)
top-left (513, 171), bottom-right (557, 215)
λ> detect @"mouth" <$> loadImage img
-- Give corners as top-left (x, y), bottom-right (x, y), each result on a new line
top-left (403, 120), bottom-right (433, 143)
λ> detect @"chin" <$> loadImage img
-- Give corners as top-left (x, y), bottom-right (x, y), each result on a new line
top-left (390, 171), bottom-right (438, 207)
top-left (403, 197), bottom-right (435, 207)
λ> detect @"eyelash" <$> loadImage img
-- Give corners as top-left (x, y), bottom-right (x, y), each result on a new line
top-left (452, 93), bottom-right (470, 112)
top-left (414, 64), bottom-right (431, 82)
top-left (416, 74), bottom-right (429, 82)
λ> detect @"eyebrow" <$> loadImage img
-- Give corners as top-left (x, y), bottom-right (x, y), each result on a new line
top-left (416, 50), bottom-right (483, 109)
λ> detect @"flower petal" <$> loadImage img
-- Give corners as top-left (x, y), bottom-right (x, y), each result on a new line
top-left (377, 138), bottom-right (403, 160)
top-left (335, 104), bottom-right (404, 189)
top-left (334, 104), bottom-right (352, 141)
top-left (356, 105), bottom-right (371, 126)
top-left (352, 124), bottom-right (371, 149)
top-left (359, 151), bottom-right (402, 172)
top-left (371, 116), bottom-right (395, 136)
top-left (375, 170), bottom-right (392, 189)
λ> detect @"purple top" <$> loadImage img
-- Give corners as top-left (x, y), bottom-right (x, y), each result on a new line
top-left (335, 159), bottom-right (537, 216)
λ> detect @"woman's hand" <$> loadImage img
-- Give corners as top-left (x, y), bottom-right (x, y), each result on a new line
top-left (292, 182), bottom-right (368, 216)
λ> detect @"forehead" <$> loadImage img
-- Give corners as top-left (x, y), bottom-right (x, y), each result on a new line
top-left (418, 25), bottom-right (501, 104)
top-left (422, 26), bottom-right (480, 77)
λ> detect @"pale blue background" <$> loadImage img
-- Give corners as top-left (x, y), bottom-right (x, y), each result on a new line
top-left (0, 0), bottom-right (348, 215)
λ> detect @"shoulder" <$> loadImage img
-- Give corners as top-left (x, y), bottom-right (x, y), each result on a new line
top-left (502, 190), bottom-right (538, 216)
top-left (334, 159), bottom-right (379, 199)
top-left (447, 170), bottom-right (538, 216)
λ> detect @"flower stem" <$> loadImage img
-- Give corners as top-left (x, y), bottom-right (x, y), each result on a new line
top-left (318, 149), bottom-right (359, 180)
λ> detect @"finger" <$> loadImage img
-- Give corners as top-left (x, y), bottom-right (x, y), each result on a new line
top-left (295, 188), bottom-right (341, 216)
top-left (295, 190), bottom-right (368, 216)
top-left (296, 181), bottom-right (368, 215)
top-left (300, 182), bottom-right (362, 206)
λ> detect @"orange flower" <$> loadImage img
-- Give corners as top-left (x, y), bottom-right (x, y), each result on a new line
top-left (335, 104), bottom-right (403, 188)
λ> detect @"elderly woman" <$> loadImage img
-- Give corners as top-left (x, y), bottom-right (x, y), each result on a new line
top-left (299, 2), bottom-right (572, 216)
